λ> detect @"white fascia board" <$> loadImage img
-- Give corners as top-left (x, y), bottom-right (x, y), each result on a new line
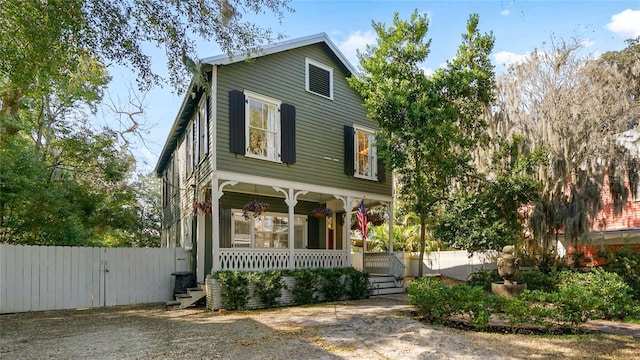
top-left (202, 33), bottom-right (358, 76)
top-left (214, 170), bottom-right (393, 203)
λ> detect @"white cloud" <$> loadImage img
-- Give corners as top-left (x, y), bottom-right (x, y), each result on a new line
top-left (606, 9), bottom-right (640, 38)
top-left (493, 51), bottom-right (528, 67)
top-left (500, 9), bottom-right (510, 16)
top-left (338, 31), bottom-right (376, 67)
top-left (420, 67), bottom-right (434, 76)
top-left (580, 39), bottom-right (595, 48)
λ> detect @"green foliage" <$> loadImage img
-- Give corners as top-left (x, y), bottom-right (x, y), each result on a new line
top-left (600, 244), bottom-right (640, 300)
top-left (435, 137), bottom-right (542, 254)
top-left (342, 267), bottom-right (371, 300)
top-left (290, 269), bottom-right (320, 304)
top-left (349, 11), bottom-right (495, 276)
top-left (0, 0), bottom-right (293, 96)
top-left (215, 271), bottom-right (250, 310)
top-left (556, 268), bottom-right (636, 321)
top-left (412, 269), bottom-right (638, 334)
top-left (316, 268), bottom-right (346, 302)
top-left (408, 277), bottom-right (490, 328)
top-left (466, 270), bottom-right (503, 292)
top-left (251, 270), bottom-right (284, 308)
top-left (517, 270), bottom-right (559, 293)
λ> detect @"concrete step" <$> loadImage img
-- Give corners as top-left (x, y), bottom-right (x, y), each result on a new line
top-left (371, 281), bottom-right (401, 289)
top-left (370, 286), bottom-right (406, 296)
top-left (369, 276), bottom-right (397, 283)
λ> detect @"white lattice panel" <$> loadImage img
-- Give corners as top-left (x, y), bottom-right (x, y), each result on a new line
top-left (294, 250), bottom-right (347, 269)
top-left (219, 249), bottom-right (290, 271)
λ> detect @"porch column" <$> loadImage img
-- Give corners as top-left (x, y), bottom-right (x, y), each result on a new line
top-left (386, 202), bottom-right (393, 254)
top-left (196, 190), bottom-right (206, 282)
top-left (211, 179), bottom-right (237, 277)
top-left (273, 187), bottom-right (307, 270)
top-left (335, 195), bottom-right (356, 267)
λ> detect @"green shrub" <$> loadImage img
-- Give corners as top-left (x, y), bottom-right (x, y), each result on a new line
top-left (466, 269), bottom-right (502, 292)
top-left (251, 270), bottom-right (284, 308)
top-left (216, 271), bottom-right (250, 310)
top-left (601, 244), bottom-right (640, 300)
top-left (342, 267), bottom-right (370, 300)
top-left (317, 268), bottom-right (346, 302)
top-left (408, 277), bottom-right (490, 328)
top-left (517, 270), bottom-right (558, 293)
top-left (408, 277), bottom-right (456, 323)
top-left (291, 269), bottom-right (320, 304)
top-left (557, 268), bottom-right (636, 321)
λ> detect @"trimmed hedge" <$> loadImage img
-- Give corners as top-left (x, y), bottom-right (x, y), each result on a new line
top-left (210, 267), bottom-right (370, 310)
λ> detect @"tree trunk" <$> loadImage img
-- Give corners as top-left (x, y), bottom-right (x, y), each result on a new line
top-left (418, 212), bottom-right (426, 277)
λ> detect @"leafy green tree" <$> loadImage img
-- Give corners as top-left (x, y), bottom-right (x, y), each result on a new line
top-left (349, 11), bottom-right (495, 276)
top-left (0, 0), bottom-right (293, 110)
top-left (435, 136), bottom-right (543, 254)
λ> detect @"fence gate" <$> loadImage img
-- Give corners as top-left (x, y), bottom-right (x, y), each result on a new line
top-left (0, 245), bottom-right (189, 314)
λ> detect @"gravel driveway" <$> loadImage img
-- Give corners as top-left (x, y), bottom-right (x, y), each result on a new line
top-left (1, 295), bottom-right (638, 359)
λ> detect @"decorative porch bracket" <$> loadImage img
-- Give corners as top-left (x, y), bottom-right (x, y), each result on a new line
top-left (273, 187), bottom-right (308, 270)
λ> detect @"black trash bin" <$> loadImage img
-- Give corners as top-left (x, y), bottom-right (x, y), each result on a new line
top-left (171, 271), bottom-right (195, 295)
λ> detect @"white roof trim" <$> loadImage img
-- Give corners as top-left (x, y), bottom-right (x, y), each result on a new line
top-left (202, 33), bottom-right (358, 75)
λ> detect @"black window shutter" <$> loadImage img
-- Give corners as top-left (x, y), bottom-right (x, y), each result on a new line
top-left (377, 158), bottom-right (386, 182)
top-left (344, 125), bottom-right (355, 176)
top-left (280, 103), bottom-right (296, 164)
top-left (307, 216), bottom-right (319, 249)
top-left (229, 90), bottom-right (245, 154)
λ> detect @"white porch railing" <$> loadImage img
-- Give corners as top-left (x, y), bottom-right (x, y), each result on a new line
top-left (219, 249), bottom-right (290, 271)
top-left (218, 249), bottom-right (348, 271)
top-left (294, 250), bottom-right (348, 269)
top-left (364, 252), bottom-right (405, 279)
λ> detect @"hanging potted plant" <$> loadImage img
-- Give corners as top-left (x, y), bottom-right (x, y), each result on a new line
top-left (193, 200), bottom-right (212, 215)
top-left (311, 206), bottom-right (333, 218)
top-left (367, 211), bottom-right (385, 226)
top-left (242, 199), bottom-right (269, 220)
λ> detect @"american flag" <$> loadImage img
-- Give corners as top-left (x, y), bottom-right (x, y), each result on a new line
top-left (357, 200), bottom-right (367, 239)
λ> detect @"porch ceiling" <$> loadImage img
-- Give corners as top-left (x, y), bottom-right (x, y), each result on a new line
top-left (220, 184), bottom-right (385, 209)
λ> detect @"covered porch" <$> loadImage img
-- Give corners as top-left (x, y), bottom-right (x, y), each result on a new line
top-left (194, 170), bottom-right (395, 281)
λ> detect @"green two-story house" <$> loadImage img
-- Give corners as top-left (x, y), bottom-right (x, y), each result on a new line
top-left (155, 33), bottom-right (394, 283)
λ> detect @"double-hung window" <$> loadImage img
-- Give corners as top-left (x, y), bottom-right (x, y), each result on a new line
top-left (354, 126), bottom-right (377, 180)
top-left (245, 91), bottom-right (281, 162)
top-left (231, 211), bottom-right (307, 249)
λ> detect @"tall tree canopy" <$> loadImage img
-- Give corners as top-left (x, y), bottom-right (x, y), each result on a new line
top-left (483, 37), bottom-right (640, 254)
top-left (349, 11), bottom-right (495, 275)
top-left (0, 0), bottom-right (292, 106)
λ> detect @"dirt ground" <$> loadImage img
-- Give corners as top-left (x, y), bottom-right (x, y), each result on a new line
top-left (1, 295), bottom-right (639, 360)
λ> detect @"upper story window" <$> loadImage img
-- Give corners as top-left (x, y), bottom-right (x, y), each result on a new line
top-left (246, 91), bottom-right (281, 161)
top-left (305, 58), bottom-right (333, 100)
top-left (198, 96), bottom-right (209, 162)
top-left (354, 126), bottom-right (377, 180)
top-left (229, 90), bottom-right (297, 164)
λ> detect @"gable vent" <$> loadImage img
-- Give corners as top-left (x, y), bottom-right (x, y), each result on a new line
top-left (306, 58), bottom-right (333, 99)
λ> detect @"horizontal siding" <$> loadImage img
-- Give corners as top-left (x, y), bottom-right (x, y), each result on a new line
top-left (215, 43), bottom-right (391, 196)
top-left (220, 192), bottom-right (318, 214)
top-left (162, 90), bottom-right (214, 245)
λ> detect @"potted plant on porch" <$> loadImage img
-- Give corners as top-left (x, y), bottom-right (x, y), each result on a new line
top-left (242, 199), bottom-right (269, 219)
top-left (311, 206), bottom-right (333, 218)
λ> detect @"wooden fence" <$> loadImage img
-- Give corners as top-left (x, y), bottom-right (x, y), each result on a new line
top-left (0, 245), bottom-right (189, 314)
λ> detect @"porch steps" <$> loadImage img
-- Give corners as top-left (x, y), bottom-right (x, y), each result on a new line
top-left (368, 275), bottom-right (405, 296)
top-left (166, 285), bottom-right (206, 309)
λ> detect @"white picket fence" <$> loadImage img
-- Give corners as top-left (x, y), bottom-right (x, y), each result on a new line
top-left (0, 245), bottom-right (190, 314)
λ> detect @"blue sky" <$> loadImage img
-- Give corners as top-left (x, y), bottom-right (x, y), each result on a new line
top-left (96, 0), bottom-right (640, 173)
